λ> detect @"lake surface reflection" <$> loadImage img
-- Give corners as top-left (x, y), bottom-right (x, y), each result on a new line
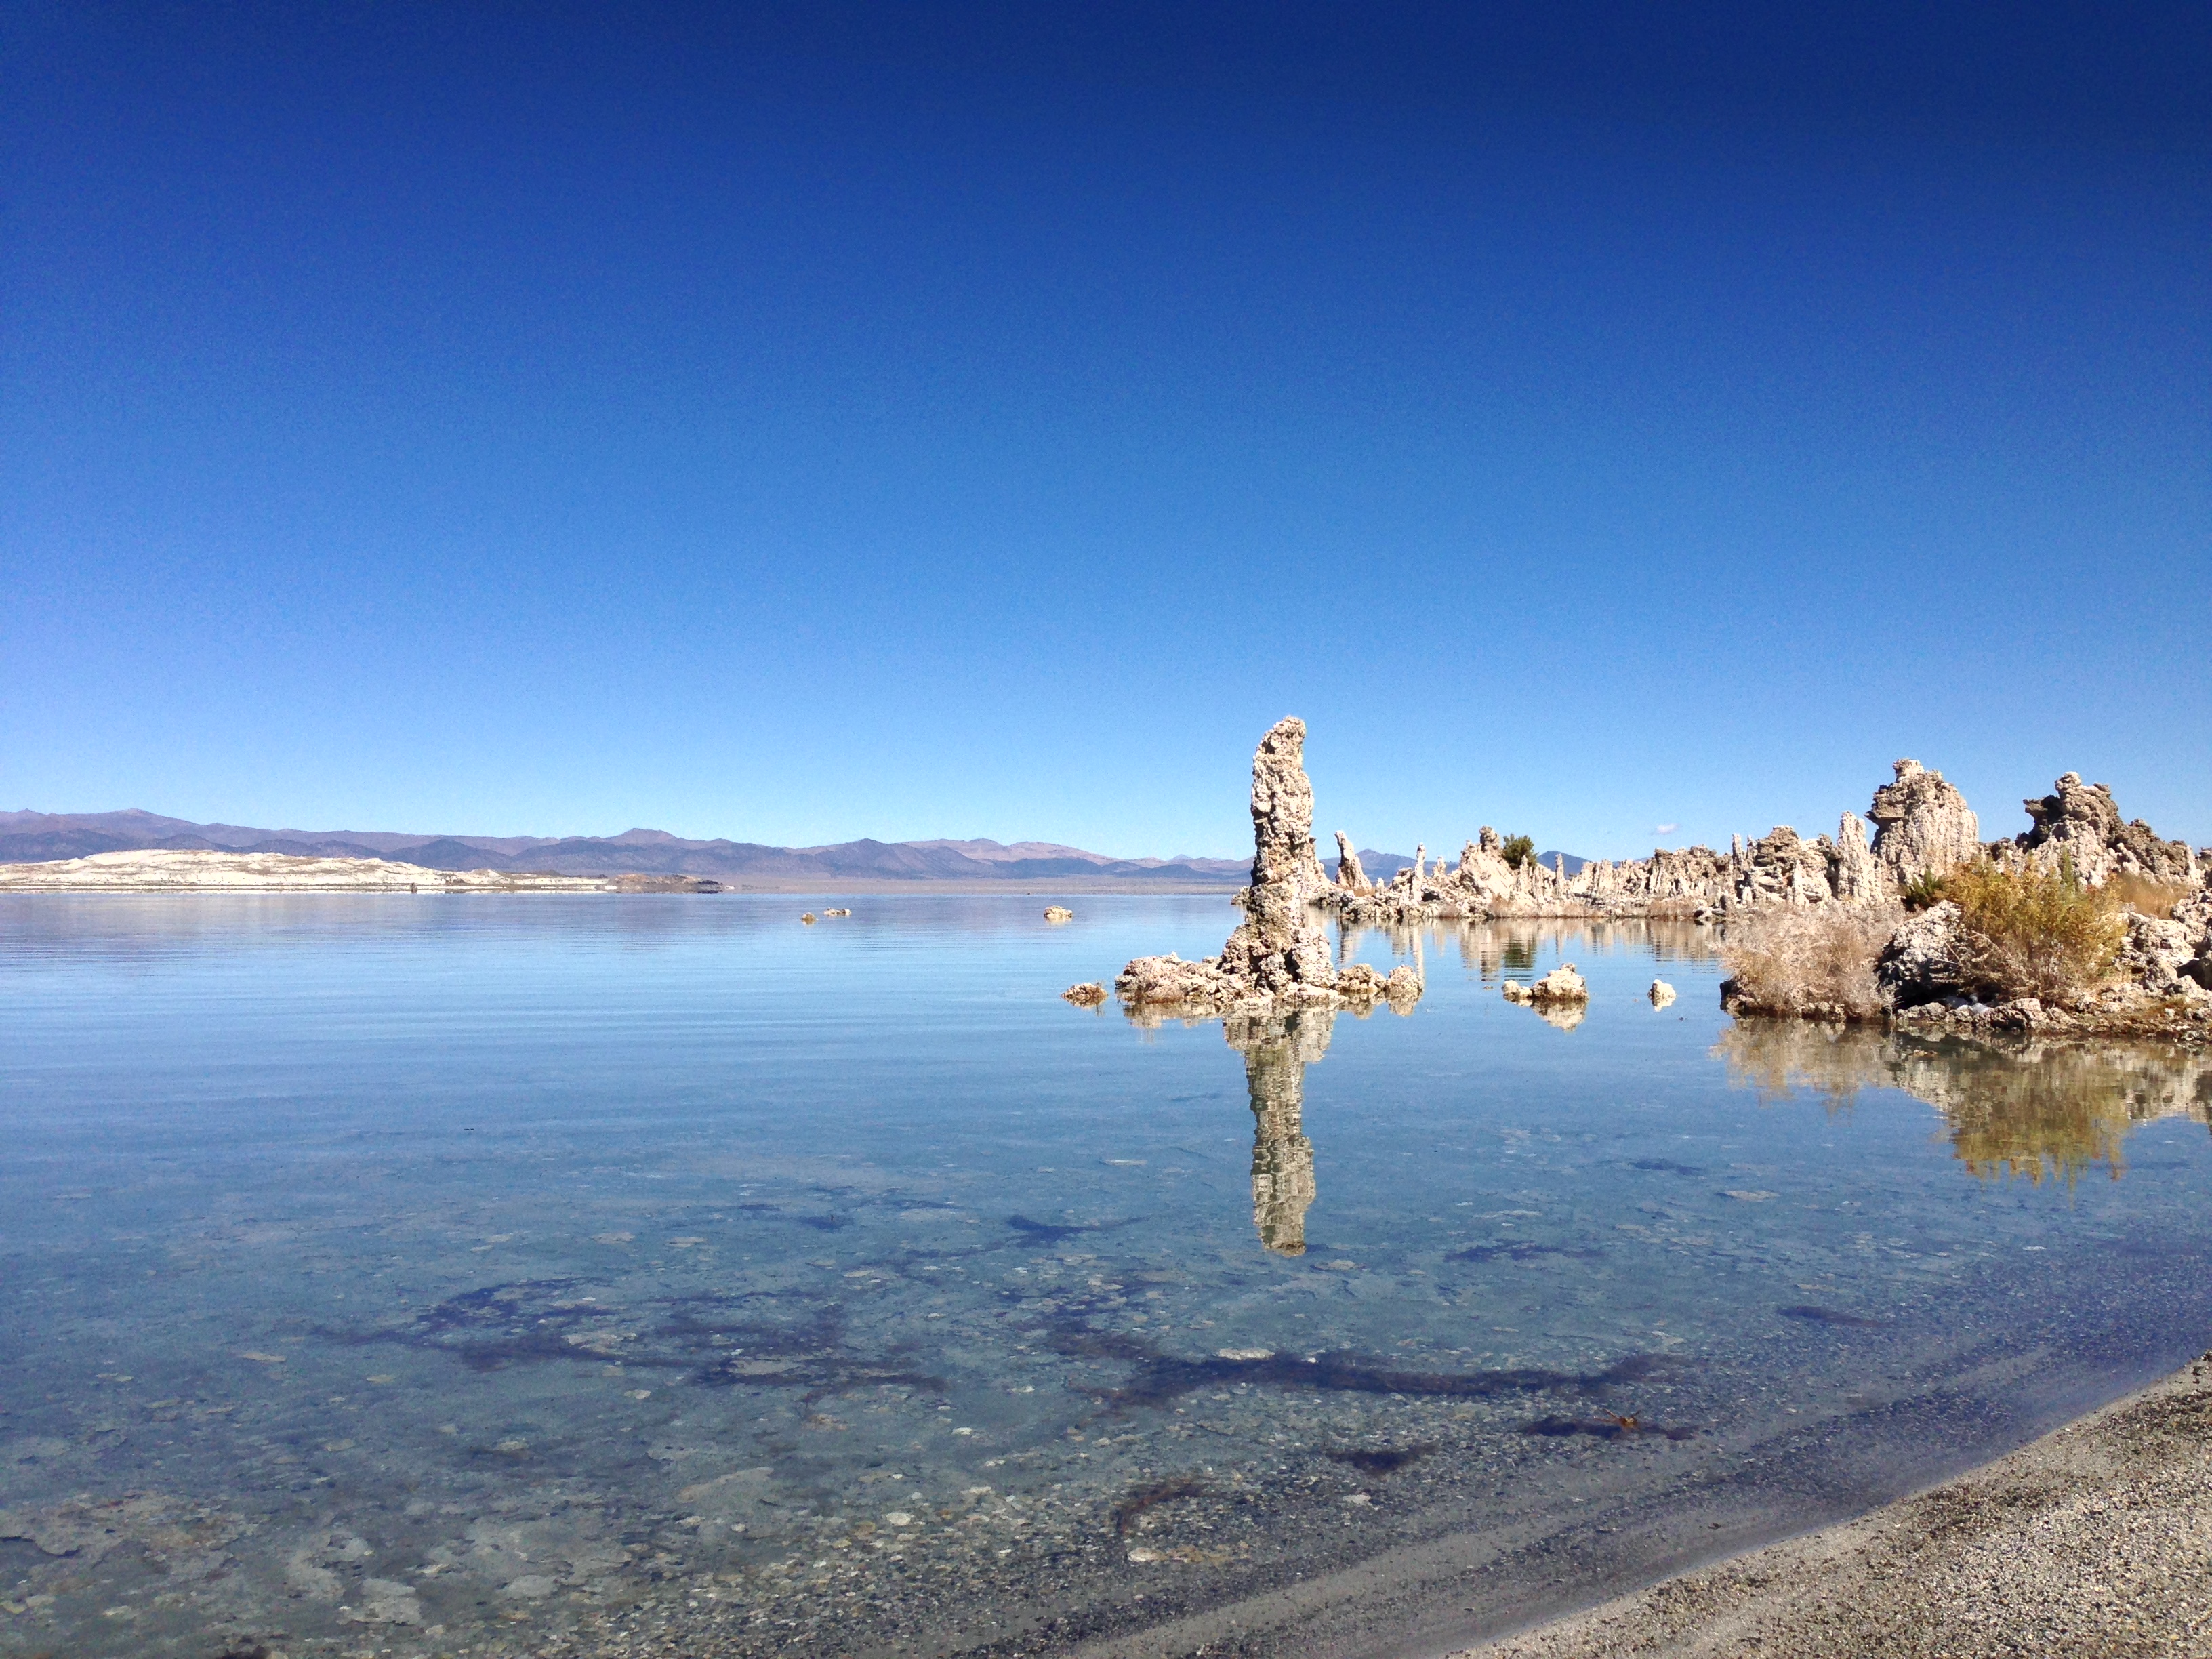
top-left (4, 895), bottom-right (2210, 1659)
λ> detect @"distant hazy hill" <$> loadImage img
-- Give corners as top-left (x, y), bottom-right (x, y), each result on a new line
top-left (0, 811), bottom-right (1250, 888)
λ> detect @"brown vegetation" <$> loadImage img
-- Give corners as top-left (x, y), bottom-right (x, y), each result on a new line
top-left (2104, 870), bottom-right (2192, 918)
top-left (1719, 901), bottom-right (1900, 1020)
top-left (1940, 858), bottom-right (2125, 1005)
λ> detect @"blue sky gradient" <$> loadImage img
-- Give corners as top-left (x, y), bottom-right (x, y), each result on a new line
top-left (5, 3), bottom-right (2207, 858)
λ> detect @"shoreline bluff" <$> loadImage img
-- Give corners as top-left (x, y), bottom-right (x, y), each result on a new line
top-left (1115, 717), bottom-right (2212, 1041)
top-left (1451, 1349), bottom-right (2212, 1659)
top-left (0, 848), bottom-right (717, 893)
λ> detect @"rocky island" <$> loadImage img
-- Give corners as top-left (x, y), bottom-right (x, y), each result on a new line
top-left (1115, 718), bottom-right (1422, 1015)
top-left (1113, 718), bottom-right (2211, 1042)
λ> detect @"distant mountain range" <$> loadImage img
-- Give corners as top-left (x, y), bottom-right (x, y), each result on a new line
top-left (0, 811), bottom-right (1583, 890)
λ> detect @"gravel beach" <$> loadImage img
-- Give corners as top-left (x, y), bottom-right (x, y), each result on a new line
top-left (1451, 1350), bottom-right (2212, 1659)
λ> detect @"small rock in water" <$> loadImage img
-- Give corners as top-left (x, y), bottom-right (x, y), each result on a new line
top-left (1043, 906), bottom-right (1073, 922)
top-left (823, 907), bottom-right (852, 916)
top-left (1528, 964), bottom-right (1589, 1003)
top-left (1650, 978), bottom-right (1677, 1006)
top-left (1062, 981), bottom-right (1107, 1006)
top-left (800, 912), bottom-right (817, 924)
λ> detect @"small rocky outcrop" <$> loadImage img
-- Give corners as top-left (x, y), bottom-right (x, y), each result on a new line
top-left (2015, 773), bottom-right (2198, 886)
top-left (1115, 718), bottom-right (1422, 1015)
top-left (1062, 982), bottom-right (1106, 1006)
top-left (2179, 892), bottom-right (2212, 991)
top-left (2116, 914), bottom-right (2198, 996)
top-left (1043, 906), bottom-right (1073, 923)
top-left (1874, 901), bottom-right (1972, 1009)
top-left (1333, 832), bottom-right (1369, 894)
top-left (1650, 979), bottom-right (1677, 1007)
top-left (1529, 964), bottom-right (1589, 1003)
top-left (1868, 760), bottom-right (1981, 889)
top-left (1736, 827), bottom-right (1837, 906)
top-left (1250, 717), bottom-right (1333, 908)
top-left (1828, 812), bottom-right (1884, 903)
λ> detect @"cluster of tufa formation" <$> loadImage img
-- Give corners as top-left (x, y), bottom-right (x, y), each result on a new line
top-left (1330, 757), bottom-right (2199, 924)
top-left (1115, 718), bottom-right (1422, 1015)
top-left (2016, 774), bottom-right (2197, 886)
top-left (1107, 716), bottom-right (2208, 1036)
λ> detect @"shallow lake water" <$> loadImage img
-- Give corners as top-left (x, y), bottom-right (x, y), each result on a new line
top-left (4, 893), bottom-right (2211, 1659)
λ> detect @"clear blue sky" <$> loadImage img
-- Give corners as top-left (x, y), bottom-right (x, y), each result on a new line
top-left (5, 3), bottom-right (2207, 859)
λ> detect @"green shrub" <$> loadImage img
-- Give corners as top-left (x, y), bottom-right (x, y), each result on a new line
top-left (1938, 857), bottom-right (2125, 1004)
top-left (1899, 870), bottom-right (1948, 911)
top-left (1500, 834), bottom-right (1536, 869)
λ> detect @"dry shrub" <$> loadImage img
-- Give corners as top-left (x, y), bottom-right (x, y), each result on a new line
top-left (2104, 870), bottom-right (2192, 918)
top-left (1719, 901), bottom-right (1900, 1020)
top-left (1940, 857), bottom-right (2124, 1004)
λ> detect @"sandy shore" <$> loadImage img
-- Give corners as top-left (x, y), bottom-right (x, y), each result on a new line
top-left (1451, 1349), bottom-right (2212, 1658)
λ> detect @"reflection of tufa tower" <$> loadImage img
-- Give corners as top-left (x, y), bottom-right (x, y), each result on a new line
top-left (1227, 1009), bottom-right (1336, 1256)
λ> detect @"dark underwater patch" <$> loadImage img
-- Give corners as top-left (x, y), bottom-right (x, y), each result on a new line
top-left (1006, 1214), bottom-right (1136, 1244)
top-left (1058, 1331), bottom-right (1687, 1412)
top-left (1323, 1443), bottom-right (1437, 1474)
top-left (1521, 1414), bottom-right (1698, 1441)
top-left (1778, 1304), bottom-right (1885, 1327)
top-left (1448, 1242), bottom-right (1601, 1264)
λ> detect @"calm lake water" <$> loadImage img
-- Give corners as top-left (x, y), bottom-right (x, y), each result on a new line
top-left (5, 894), bottom-right (2211, 1659)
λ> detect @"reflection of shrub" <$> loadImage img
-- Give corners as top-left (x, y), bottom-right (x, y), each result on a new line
top-left (1500, 834), bottom-right (1536, 869)
top-left (1719, 902), bottom-right (1900, 1020)
top-left (1939, 858), bottom-right (2124, 1004)
top-left (1711, 1021), bottom-right (2175, 1185)
top-left (2104, 870), bottom-right (2192, 918)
